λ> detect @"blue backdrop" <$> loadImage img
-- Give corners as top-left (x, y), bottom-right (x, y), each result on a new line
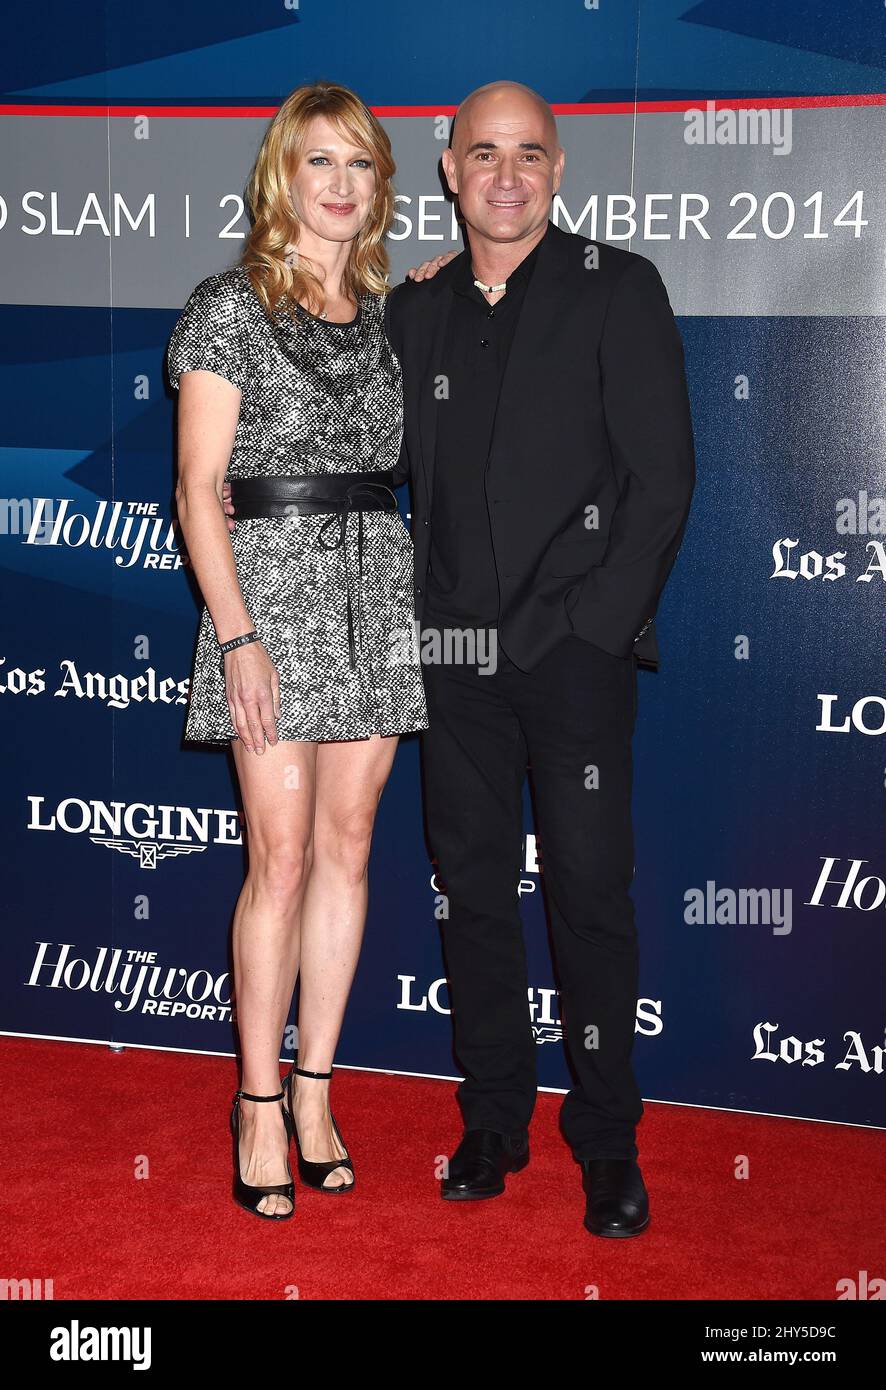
top-left (1, 1), bottom-right (884, 1133)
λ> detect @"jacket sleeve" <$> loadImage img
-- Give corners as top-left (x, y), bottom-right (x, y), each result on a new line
top-left (383, 285), bottom-right (411, 489)
top-left (567, 255), bottom-right (696, 658)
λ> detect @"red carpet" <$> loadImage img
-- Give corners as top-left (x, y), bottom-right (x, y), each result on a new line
top-left (2, 1037), bottom-right (883, 1300)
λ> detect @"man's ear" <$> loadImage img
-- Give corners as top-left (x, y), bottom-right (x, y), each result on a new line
top-left (441, 148), bottom-right (458, 197)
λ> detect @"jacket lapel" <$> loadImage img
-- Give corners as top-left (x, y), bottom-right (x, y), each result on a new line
top-left (417, 266), bottom-right (457, 511)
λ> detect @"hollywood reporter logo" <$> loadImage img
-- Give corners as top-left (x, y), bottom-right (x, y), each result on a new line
top-left (807, 855), bottom-right (886, 913)
top-left (27, 942), bottom-right (232, 1021)
top-left (27, 795), bottom-right (243, 868)
top-left (19, 497), bottom-right (182, 570)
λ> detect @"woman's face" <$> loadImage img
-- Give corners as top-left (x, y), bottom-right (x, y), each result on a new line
top-left (288, 114), bottom-right (378, 249)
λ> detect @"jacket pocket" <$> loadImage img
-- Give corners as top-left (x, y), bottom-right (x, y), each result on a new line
top-left (546, 537), bottom-right (601, 575)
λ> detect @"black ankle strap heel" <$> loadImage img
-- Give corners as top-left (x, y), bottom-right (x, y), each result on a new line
top-left (283, 1061), bottom-right (355, 1194)
top-left (230, 1083), bottom-right (295, 1220)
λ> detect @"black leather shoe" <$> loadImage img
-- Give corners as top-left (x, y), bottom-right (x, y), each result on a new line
top-left (440, 1128), bottom-right (529, 1201)
top-left (582, 1158), bottom-right (649, 1237)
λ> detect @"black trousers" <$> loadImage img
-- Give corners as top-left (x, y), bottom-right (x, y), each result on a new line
top-left (420, 629), bottom-right (644, 1161)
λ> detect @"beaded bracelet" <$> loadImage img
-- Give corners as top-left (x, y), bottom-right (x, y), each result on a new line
top-left (219, 630), bottom-right (260, 654)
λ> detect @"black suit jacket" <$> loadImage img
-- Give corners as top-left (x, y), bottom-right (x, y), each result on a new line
top-left (384, 221), bottom-right (695, 671)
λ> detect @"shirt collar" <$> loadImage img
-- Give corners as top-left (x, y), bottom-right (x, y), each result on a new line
top-left (453, 222), bottom-right (549, 300)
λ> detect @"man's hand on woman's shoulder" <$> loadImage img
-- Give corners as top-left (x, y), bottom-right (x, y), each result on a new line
top-left (405, 250), bottom-right (458, 282)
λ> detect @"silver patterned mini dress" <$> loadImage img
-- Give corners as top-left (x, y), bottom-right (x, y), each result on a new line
top-left (167, 265), bottom-right (428, 744)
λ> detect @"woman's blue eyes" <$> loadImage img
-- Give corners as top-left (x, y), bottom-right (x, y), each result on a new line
top-left (308, 157), bottom-right (372, 168)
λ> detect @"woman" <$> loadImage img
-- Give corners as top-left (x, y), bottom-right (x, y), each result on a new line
top-left (167, 81), bottom-right (427, 1219)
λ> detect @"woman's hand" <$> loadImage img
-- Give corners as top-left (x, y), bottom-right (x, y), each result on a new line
top-left (406, 250), bottom-right (458, 282)
top-left (224, 640), bottom-right (280, 753)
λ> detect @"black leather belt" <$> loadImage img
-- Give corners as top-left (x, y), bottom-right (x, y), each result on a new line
top-left (228, 471), bottom-right (400, 670)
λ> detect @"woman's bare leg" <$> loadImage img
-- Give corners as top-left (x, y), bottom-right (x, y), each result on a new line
top-left (231, 735), bottom-right (317, 1215)
top-left (288, 732), bottom-right (399, 1188)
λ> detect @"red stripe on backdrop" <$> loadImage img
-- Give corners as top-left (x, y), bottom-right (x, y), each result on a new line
top-left (2, 93), bottom-right (886, 118)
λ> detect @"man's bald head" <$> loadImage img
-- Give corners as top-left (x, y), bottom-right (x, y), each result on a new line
top-left (442, 81), bottom-right (564, 250)
top-left (450, 81), bottom-right (560, 157)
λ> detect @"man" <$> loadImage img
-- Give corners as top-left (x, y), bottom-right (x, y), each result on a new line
top-left (385, 81), bottom-right (695, 1237)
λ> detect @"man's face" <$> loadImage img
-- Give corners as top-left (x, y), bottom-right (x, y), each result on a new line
top-left (442, 91), bottom-right (564, 246)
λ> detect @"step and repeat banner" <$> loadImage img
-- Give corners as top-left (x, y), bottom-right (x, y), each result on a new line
top-left (1, 2), bottom-right (884, 1131)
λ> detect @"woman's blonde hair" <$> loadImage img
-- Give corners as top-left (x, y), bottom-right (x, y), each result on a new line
top-left (241, 81), bottom-right (396, 319)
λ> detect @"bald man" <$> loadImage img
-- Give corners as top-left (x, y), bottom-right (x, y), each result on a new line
top-left (385, 81), bottom-right (695, 1238)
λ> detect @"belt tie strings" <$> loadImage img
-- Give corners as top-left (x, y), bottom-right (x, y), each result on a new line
top-left (317, 482), bottom-right (397, 670)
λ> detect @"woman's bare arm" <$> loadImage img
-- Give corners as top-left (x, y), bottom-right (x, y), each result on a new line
top-left (174, 370), bottom-right (279, 752)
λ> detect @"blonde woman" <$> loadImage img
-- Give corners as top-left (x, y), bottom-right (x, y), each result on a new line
top-left (167, 82), bottom-right (427, 1219)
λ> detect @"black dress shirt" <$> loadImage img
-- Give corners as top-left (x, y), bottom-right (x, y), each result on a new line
top-left (423, 228), bottom-right (546, 628)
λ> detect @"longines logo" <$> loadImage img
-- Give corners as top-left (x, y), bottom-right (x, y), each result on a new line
top-left (816, 694), bottom-right (886, 736)
top-left (1, 659), bottom-right (189, 709)
top-left (21, 498), bottom-right (183, 570)
top-left (398, 976), bottom-right (663, 1044)
top-left (27, 942), bottom-right (233, 1021)
top-left (27, 796), bottom-right (243, 868)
